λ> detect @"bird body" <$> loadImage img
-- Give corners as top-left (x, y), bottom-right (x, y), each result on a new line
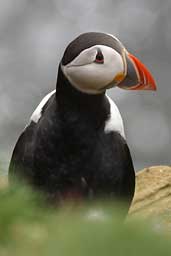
top-left (9, 32), bottom-right (156, 211)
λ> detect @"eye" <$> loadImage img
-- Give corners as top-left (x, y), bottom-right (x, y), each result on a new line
top-left (95, 49), bottom-right (104, 64)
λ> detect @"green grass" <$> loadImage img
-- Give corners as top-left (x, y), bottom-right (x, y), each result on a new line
top-left (0, 181), bottom-right (171, 256)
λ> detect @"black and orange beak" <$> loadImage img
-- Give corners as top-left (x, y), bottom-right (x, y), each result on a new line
top-left (116, 51), bottom-right (157, 91)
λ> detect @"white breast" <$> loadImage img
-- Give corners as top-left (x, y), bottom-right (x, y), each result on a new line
top-left (30, 90), bottom-right (56, 123)
top-left (104, 95), bottom-right (125, 139)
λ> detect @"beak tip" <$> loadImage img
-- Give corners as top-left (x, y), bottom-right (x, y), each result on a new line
top-left (149, 78), bottom-right (157, 91)
top-left (153, 85), bottom-right (157, 91)
top-left (145, 81), bottom-right (157, 91)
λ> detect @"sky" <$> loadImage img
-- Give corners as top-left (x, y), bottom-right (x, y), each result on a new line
top-left (0, 0), bottom-right (171, 173)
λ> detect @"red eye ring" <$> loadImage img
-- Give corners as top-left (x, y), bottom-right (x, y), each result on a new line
top-left (95, 49), bottom-right (104, 64)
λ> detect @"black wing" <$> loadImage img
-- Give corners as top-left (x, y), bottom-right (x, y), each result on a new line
top-left (101, 131), bottom-right (135, 210)
top-left (8, 121), bottom-right (37, 183)
top-left (113, 132), bottom-right (135, 209)
top-left (9, 91), bottom-right (56, 183)
top-left (119, 138), bottom-right (135, 207)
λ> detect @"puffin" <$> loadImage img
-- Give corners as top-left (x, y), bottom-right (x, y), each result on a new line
top-left (9, 32), bottom-right (156, 211)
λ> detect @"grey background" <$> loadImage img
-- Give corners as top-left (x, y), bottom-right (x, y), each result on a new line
top-left (0, 0), bottom-right (170, 174)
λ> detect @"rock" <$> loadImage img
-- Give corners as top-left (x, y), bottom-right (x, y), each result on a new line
top-left (0, 175), bottom-right (8, 189)
top-left (129, 166), bottom-right (171, 219)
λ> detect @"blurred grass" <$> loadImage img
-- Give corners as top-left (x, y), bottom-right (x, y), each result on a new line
top-left (1, 171), bottom-right (171, 255)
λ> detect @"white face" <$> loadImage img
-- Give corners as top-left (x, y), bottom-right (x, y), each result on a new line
top-left (61, 45), bottom-right (124, 94)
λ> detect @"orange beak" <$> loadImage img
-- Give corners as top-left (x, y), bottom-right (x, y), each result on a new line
top-left (117, 52), bottom-right (157, 91)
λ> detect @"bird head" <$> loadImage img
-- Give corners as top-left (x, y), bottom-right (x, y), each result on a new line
top-left (61, 32), bottom-right (156, 94)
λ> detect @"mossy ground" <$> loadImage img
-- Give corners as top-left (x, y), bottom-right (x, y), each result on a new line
top-left (0, 166), bottom-right (171, 256)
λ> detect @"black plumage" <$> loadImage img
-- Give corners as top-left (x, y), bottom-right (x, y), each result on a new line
top-left (9, 33), bottom-right (135, 211)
